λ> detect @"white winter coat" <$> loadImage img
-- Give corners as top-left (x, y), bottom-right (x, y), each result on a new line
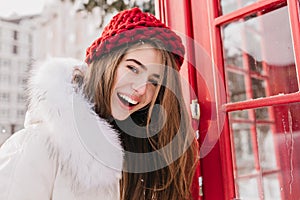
top-left (0, 58), bottom-right (124, 200)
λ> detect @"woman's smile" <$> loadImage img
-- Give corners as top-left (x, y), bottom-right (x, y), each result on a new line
top-left (117, 92), bottom-right (139, 109)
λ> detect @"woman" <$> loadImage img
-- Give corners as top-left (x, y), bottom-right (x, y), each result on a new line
top-left (0, 7), bottom-right (198, 200)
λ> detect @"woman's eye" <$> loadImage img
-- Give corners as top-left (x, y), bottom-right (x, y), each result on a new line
top-left (149, 79), bottom-right (158, 87)
top-left (127, 65), bottom-right (139, 73)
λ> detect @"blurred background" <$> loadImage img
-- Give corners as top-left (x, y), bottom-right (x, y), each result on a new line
top-left (0, 0), bottom-right (154, 145)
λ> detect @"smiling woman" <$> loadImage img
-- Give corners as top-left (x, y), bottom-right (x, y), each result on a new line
top-left (111, 44), bottom-right (163, 120)
top-left (0, 7), bottom-right (198, 200)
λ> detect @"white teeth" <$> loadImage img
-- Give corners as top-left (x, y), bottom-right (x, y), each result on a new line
top-left (119, 94), bottom-right (138, 105)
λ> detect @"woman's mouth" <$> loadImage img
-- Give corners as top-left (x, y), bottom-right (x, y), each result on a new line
top-left (117, 93), bottom-right (139, 108)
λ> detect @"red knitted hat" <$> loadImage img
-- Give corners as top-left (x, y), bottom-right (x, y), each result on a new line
top-left (85, 7), bottom-right (185, 70)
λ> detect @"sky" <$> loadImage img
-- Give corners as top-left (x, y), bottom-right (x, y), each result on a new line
top-left (0, 0), bottom-right (52, 17)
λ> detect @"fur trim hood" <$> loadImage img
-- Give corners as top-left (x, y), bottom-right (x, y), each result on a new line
top-left (24, 57), bottom-right (123, 189)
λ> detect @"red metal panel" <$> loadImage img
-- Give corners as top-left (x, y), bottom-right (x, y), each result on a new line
top-left (214, 0), bottom-right (286, 26)
top-left (224, 92), bottom-right (300, 112)
top-left (287, 0), bottom-right (300, 86)
top-left (190, 0), bottom-right (234, 199)
top-left (206, 0), bottom-right (236, 199)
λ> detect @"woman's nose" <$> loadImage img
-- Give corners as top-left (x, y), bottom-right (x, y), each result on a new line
top-left (133, 83), bottom-right (147, 95)
top-left (132, 73), bottom-right (151, 95)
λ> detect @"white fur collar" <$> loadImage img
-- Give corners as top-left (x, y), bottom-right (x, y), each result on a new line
top-left (25, 57), bottom-right (123, 189)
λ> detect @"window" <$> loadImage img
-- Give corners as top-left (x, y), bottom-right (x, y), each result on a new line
top-left (221, 0), bottom-right (258, 14)
top-left (0, 75), bottom-right (11, 85)
top-left (12, 45), bottom-right (18, 55)
top-left (218, 1), bottom-right (300, 200)
top-left (229, 102), bottom-right (300, 199)
top-left (13, 30), bottom-right (18, 40)
top-left (0, 92), bottom-right (10, 102)
top-left (17, 93), bottom-right (26, 103)
top-left (3, 59), bottom-right (11, 67)
top-left (0, 59), bottom-right (10, 72)
top-left (17, 109), bottom-right (25, 119)
top-left (28, 34), bottom-right (32, 43)
top-left (0, 109), bottom-right (10, 118)
top-left (223, 7), bottom-right (296, 102)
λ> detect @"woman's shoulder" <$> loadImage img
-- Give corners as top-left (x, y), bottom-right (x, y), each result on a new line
top-left (0, 125), bottom-right (54, 159)
top-left (0, 126), bottom-right (57, 199)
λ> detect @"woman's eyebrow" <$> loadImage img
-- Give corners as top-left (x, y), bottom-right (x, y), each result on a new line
top-left (126, 58), bottom-right (161, 79)
top-left (125, 58), bottom-right (146, 70)
top-left (152, 74), bottom-right (160, 79)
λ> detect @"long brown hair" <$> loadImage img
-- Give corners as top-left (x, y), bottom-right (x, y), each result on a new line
top-left (82, 38), bottom-right (198, 200)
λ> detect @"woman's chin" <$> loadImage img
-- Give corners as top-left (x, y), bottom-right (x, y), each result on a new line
top-left (111, 112), bottom-right (130, 121)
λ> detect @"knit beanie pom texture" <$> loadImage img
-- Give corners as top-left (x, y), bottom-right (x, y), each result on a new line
top-left (85, 7), bottom-right (185, 69)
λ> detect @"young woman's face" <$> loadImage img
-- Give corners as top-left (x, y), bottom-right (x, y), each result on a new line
top-left (111, 44), bottom-right (163, 120)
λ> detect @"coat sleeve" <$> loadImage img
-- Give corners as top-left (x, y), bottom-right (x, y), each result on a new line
top-left (0, 127), bottom-right (56, 200)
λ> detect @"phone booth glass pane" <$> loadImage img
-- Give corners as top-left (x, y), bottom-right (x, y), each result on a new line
top-left (220, 4), bottom-right (300, 199)
top-left (229, 103), bottom-right (300, 199)
top-left (220, 0), bottom-right (258, 15)
top-left (221, 6), bottom-right (298, 103)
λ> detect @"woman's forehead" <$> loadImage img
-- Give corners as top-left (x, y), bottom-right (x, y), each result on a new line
top-left (125, 43), bottom-right (161, 55)
top-left (124, 45), bottom-right (163, 65)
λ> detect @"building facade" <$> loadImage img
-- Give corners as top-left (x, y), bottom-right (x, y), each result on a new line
top-left (0, 0), bottom-right (104, 145)
top-left (31, 0), bottom-right (104, 61)
top-left (0, 18), bottom-right (33, 145)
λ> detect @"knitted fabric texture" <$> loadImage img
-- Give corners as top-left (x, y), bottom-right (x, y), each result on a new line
top-left (85, 7), bottom-right (185, 70)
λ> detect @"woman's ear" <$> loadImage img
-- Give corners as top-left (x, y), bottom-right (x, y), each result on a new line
top-left (72, 67), bottom-right (85, 87)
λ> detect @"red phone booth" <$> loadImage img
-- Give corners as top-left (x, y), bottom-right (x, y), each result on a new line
top-left (157, 0), bottom-right (300, 199)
